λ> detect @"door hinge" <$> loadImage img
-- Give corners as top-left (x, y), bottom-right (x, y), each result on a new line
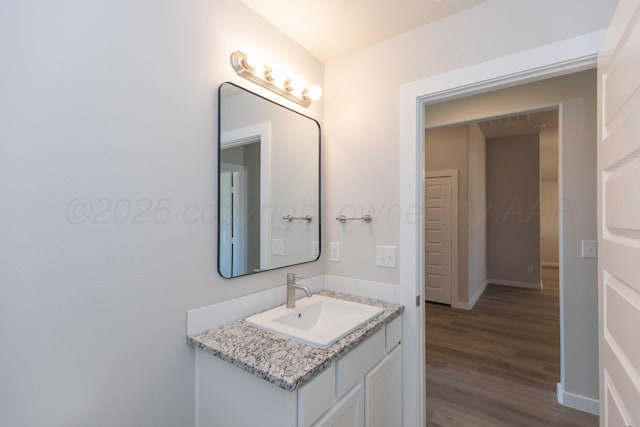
top-left (416, 295), bottom-right (421, 306)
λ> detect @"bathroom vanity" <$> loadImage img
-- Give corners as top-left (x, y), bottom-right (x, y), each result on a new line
top-left (188, 290), bottom-right (403, 427)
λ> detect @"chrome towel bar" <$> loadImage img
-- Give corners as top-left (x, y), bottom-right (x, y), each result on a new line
top-left (282, 214), bottom-right (312, 222)
top-left (336, 214), bottom-right (372, 224)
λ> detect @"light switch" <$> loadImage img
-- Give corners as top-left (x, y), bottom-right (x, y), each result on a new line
top-left (311, 241), bottom-right (319, 258)
top-left (272, 238), bottom-right (285, 256)
top-left (330, 242), bottom-right (340, 262)
top-left (376, 245), bottom-right (397, 268)
top-left (581, 240), bottom-right (597, 259)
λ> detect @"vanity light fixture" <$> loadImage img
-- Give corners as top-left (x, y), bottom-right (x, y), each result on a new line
top-left (230, 50), bottom-right (322, 108)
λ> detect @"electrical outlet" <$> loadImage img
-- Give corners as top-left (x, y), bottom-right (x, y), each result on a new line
top-left (330, 242), bottom-right (340, 262)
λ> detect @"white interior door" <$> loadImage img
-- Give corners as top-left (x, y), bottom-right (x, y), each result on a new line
top-left (425, 174), bottom-right (454, 305)
top-left (598, 0), bottom-right (640, 425)
top-left (220, 163), bottom-right (244, 277)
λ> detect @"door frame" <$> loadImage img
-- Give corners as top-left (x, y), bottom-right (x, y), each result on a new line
top-left (398, 30), bottom-right (605, 426)
top-left (424, 170), bottom-right (459, 306)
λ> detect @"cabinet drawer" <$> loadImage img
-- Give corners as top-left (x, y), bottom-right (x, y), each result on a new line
top-left (298, 364), bottom-right (336, 427)
top-left (336, 329), bottom-right (385, 398)
top-left (385, 316), bottom-right (401, 352)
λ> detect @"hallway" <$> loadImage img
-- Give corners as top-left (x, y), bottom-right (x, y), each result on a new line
top-left (426, 267), bottom-right (598, 426)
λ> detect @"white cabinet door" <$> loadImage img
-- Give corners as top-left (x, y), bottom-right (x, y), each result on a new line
top-left (364, 345), bottom-right (402, 427)
top-left (313, 382), bottom-right (364, 427)
top-left (298, 365), bottom-right (336, 427)
top-left (598, 0), bottom-right (640, 426)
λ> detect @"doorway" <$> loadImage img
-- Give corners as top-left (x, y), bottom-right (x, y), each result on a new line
top-left (424, 110), bottom-right (559, 307)
top-left (399, 35), bottom-right (601, 426)
top-left (423, 108), bottom-right (577, 425)
top-left (418, 69), bottom-right (599, 420)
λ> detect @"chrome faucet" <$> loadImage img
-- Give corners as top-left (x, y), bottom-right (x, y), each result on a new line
top-left (286, 273), bottom-right (312, 308)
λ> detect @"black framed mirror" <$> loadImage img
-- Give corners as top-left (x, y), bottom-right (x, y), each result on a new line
top-left (217, 82), bottom-right (321, 278)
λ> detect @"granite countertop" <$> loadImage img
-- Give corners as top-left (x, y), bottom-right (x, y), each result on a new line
top-left (187, 290), bottom-right (404, 391)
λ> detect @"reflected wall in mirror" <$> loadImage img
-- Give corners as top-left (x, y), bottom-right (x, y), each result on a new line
top-left (218, 82), bottom-right (321, 278)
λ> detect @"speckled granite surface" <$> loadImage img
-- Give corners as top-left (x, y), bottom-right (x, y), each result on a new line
top-left (187, 290), bottom-right (404, 391)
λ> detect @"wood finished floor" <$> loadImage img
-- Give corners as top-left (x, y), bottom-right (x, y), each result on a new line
top-left (426, 267), bottom-right (598, 427)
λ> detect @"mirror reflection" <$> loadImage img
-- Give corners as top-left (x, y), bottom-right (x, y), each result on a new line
top-left (218, 82), bottom-right (321, 278)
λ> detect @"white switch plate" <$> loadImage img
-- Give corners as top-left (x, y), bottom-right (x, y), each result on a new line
top-left (272, 238), bottom-right (285, 256)
top-left (311, 241), bottom-right (320, 259)
top-left (376, 245), bottom-right (397, 268)
top-left (581, 240), bottom-right (597, 259)
top-left (330, 242), bottom-right (340, 262)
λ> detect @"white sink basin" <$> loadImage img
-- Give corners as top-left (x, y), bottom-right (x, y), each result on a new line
top-left (245, 294), bottom-right (384, 348)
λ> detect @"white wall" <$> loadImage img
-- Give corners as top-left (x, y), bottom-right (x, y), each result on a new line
top-left (540, 123), bottom-right (560, 182)
top-left (324, 0), bottom-right (616, 284)
top-left (541, 180), bottom-right (560, 266)
top-left (486, 135), bottom-right (541, 285)
top-left (540, 126), bottom-right (560, 266)
top-left (0, 0), bottom-right (323, 425)
top-left (560, 90), bottom-right (598, 399)
top-left (467, 123), bottom-right (487, 302)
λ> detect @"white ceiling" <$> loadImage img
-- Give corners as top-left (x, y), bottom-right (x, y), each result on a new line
top-left (239, 0), bottom-right (487, 60)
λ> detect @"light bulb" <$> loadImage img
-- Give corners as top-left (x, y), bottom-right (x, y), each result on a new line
top-left (289, 75), bottom-right (306, 92)
top-left (306, 85), bottom-right (323, 100)
top-left (245, 48), bottom-right (264, 69)
top-left (268, 64), bottom-right (287, 83)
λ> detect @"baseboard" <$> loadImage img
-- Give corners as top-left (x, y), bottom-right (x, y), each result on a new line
top-left (468, 279), bottom-right (488, 309)
top-left (557, 382), bottom-right (599, 415)
top-left (451, 301), bottom-right (470, 310)
top-left (451, 279), bottom-right (488, 310)
top-left (542, 261), bottom-right (559, 268)
top-left (487, 278), bottom-right (542, 290)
